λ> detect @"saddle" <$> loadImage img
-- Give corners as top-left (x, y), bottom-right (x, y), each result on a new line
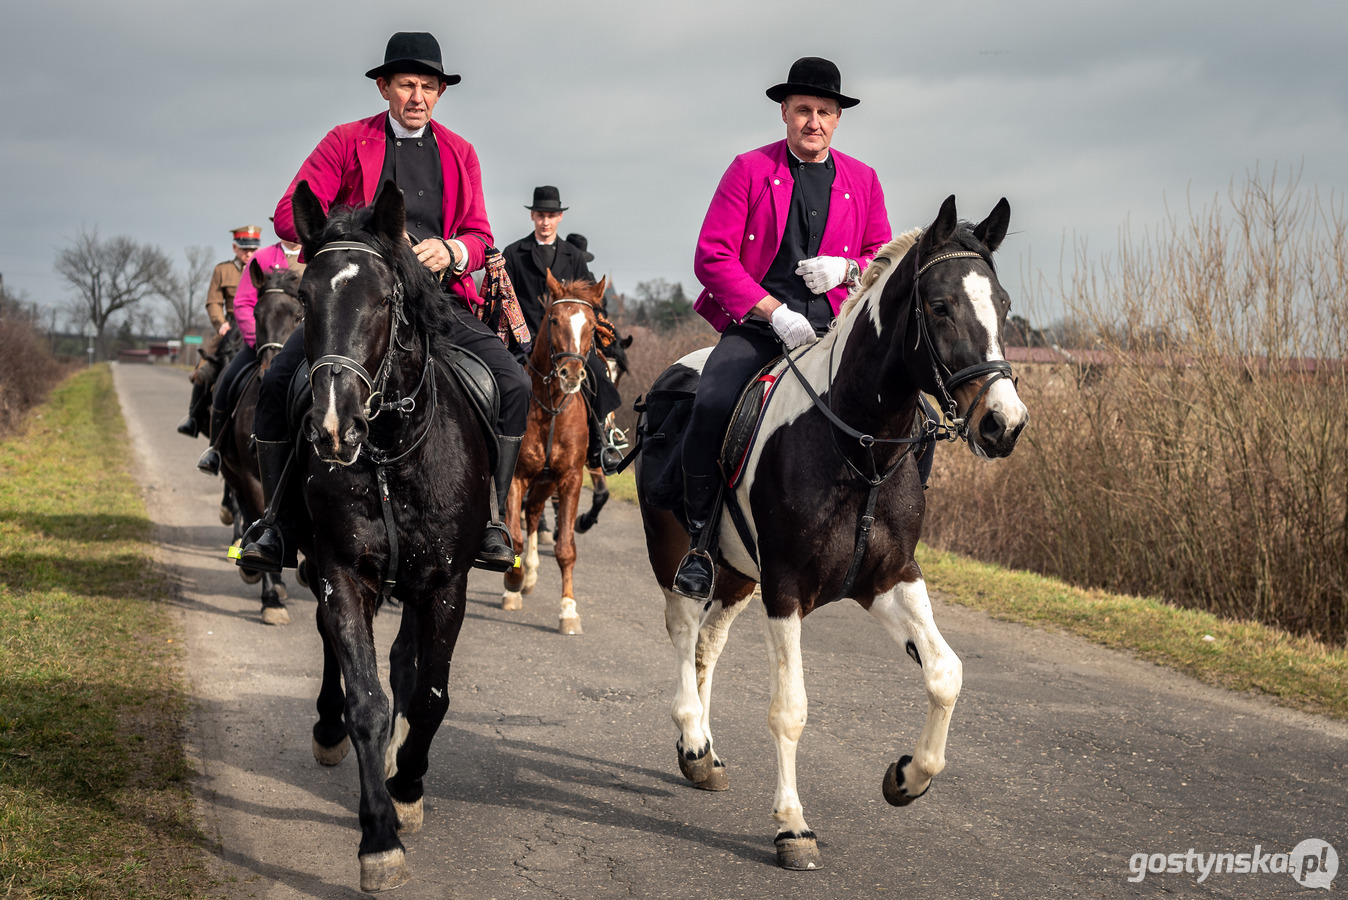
top-left (287, 345), bottom-right (501, 468)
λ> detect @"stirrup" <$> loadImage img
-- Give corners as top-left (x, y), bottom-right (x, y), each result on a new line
top-left (671, 547), bottom-right (715, 601)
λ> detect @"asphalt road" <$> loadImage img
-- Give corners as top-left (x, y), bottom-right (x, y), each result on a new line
top-left (114, 362), bottom-right (1345, 899)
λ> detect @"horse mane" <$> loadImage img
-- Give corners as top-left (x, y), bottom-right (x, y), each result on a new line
top-left (309, 203), bottom-right (461, 365)
top-left (549, 278), bottom-right (604, 307)
top-left (836, 222), bottom-right (997, 322)
top-left (261, 266), bottom-right (302, 295)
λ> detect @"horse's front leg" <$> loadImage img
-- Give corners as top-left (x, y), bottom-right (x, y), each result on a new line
top-left (312, 590), bottom-right (349, 766)
top-left (867, 573), bottom-right (962, 807)
top-left (554, 471), bottom-right (583, 634)
top-left (763, 608), bottom-right (820, 870)
top-left (385, 604), bottom-right (417, 779)
top-left (386, 578), bottom-right (467, 838)
top-left (502, 477), bottom-right (526, 610)
top-left (317, 570), bottom-right (407, 892)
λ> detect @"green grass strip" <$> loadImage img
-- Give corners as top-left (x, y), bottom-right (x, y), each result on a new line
top-left (609, 471), bottom-right (1347, 719)
top-left (916, 544), bottom-right (1348, 720)
top-left (0, 366), bottom-right (205, 899)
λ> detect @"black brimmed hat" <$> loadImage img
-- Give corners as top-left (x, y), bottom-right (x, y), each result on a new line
top-left (565, 233), bottom-right (594, 262)
top-left (365, 32), bottom-right (461, 85)
top-left (766, 57), bottom-right (858, 108)
top-left (526, 186), bottom-right (568, 212)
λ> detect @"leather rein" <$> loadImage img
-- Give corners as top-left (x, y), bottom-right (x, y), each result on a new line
top-left (774, 246), bottom-right (1015, 601)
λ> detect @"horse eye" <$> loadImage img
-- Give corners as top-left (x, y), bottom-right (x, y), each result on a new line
top-left (930, 300), bottom-right (951, 318)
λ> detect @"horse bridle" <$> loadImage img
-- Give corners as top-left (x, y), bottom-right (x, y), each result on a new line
top-left (910, 250), bottom-right (1015, 440)
top-left (527, 297), bottom-right (594, 413)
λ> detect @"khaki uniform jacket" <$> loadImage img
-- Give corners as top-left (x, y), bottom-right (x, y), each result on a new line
top-left (206, 258), bottom-right (244, 329)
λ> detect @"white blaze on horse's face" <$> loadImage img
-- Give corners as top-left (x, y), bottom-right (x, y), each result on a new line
top-left (957, 268), bottom-right (1027, 457)
top-left (329, 263), bottom-right (360, 293)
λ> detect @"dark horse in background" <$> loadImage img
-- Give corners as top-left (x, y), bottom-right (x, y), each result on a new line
top-left (502, 271), bottom-right (606, 634)
top-left (219, 262), bottom-right (304, 625)
top-left (637, 196), bottom-right (1028, 870)
top-left (288, 180), bottom-right (492, 892)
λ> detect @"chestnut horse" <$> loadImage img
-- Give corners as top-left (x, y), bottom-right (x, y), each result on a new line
top-left (637, 196), bottom-right (1028, 870)
top-left (502, 271), bottom-right (607, 634)
top-left (219, 262), bottom-right (303, 624)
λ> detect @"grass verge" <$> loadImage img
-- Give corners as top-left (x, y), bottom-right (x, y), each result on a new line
top-left (605, 472), bottom-right (1347, 720)
top-left (0, 365), bottom-right (205, 899)
top-left (916, 544), bottom-right (1348, 720)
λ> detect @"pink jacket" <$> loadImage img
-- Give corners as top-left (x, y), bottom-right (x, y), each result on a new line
top-left (693, 139), bottom-right (891, 333)
top-left (272, 112), bottom-right (494, 308)
top-left (233, 243), bottom-right (291, 349)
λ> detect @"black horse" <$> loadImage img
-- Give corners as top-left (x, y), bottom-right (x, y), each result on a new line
top-left (289, 179), bottom-right (491, 893)
top-left (219, 263), bottom-right (303, 624)
top-left (638, 196), bottom-right (1028, 870)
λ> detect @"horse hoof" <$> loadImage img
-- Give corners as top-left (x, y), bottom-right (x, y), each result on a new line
top-left (359, 847), bottom-right (409, 893)
top-left (219, 504), bottom-right (234, 526)
top-left (274, 582), bottom-right (288, 601)
top-left (677, 747), bottom-right (729, 791)
top-left (775, 834), bottom-right (822, 870)
top-left (239, 566), bottom-right (262, 585)
top-left (501, 591), bottom-right (523, 611)
top-left (882, 755), bottom-right (930, 807)
top-left (558, 614), bottom-right (582, 635)
top-left (522, 572), bottom-right (538, 594)
top-left (312, 735), bottom-right (350, 767)
top-left (394, 797), bottom-right (423, 835)
top-left (261, 603), bottom-right (290, 626)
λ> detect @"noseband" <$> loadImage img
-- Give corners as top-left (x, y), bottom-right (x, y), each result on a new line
top-left (911, 250), bottom-right (1015, 440)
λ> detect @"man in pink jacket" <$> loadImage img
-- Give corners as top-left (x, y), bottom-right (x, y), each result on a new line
top-left (238, 31), bottom-right (528, 575)
top-left (673, 57), bottom-right (892, 600)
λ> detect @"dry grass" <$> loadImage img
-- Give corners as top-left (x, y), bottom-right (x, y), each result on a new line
top-left (924, 170), bottom-right (1348, 645)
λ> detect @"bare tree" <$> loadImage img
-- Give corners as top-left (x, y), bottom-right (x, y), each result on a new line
top-left (161, 245), bottom-right (215, 337)
top-left (54, 228), bottom-right (175, 360)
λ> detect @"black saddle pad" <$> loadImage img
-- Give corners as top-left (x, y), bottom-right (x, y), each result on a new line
top-left (632, 389), bottom-right (696, 511)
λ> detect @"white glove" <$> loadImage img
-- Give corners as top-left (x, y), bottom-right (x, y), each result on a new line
top-left (770, 305), bottom-right (818, 350)
top-left (795, 256), bottom-right (850, 295)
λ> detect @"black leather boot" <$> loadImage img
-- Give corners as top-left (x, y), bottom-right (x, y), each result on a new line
top-left (237, 439), bottom-right (295, 573)
top-left (474, 435), bottom-right (522, 572)
top-left (672, 471), bottom-right (722, 601)
top-left (177, 381), bottom-right (207, 437)
top-left (196, 406), bottom-right (229, 475)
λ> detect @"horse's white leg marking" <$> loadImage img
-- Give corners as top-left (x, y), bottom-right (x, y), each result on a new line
top-left (329, 262), bottom-right (360, 292)
top-left (523, 531), bottom-right (539, 593)
top-left (763, 612), bottom-right (811, 837)
top-left (869, 578), bottom-right (962, 796)
top-left (694, 598), bottom-right (748, 762)
top-left (665, 590), bottom-right (712, 757)
top-left (384, 712), bottom-right (409, 778)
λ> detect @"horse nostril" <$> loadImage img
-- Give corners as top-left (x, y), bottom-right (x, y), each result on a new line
top-left (301, 412), bottom-right (320, 443)
top-left (345, 417), bottom-right (368, 446)
top-left (979, 410), bottom-right (1006, 444)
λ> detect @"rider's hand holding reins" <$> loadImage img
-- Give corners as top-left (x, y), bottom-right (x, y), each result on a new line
top-left (795, 256), bottom-right (851, 295)
top-left (771, 305), bottom-right (817, 350)
top-left (411, 236), bottom-right (467, 275)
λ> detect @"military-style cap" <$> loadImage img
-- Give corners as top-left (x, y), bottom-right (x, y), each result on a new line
top-left (231, 225), bottom-right (263, 248)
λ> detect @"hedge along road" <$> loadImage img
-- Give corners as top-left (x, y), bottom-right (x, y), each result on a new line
top-left (113, 362), bottom-right (1345, 900)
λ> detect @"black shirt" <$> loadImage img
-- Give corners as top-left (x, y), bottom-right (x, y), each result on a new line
top-left (760, 152), bottom-right (835, 329)
top-left (378, 120), bottom-right (444, 244)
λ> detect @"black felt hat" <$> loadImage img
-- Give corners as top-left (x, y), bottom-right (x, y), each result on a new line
top-left (526, 186), bottom-right (568, 212)
top-left (765, 57), bottom-right (858, 108)
top-left (365, 32), bottom-right (461, 85)
top-left (565, 233), bottom-right (594, 262)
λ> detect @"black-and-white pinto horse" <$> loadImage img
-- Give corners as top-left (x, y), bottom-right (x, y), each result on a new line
top-left (638, 196), bottom-right (1027, 870)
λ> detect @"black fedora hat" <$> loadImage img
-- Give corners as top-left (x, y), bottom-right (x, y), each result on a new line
top-left (365, 32), bottom-right (461, 85)
top-left (765, 56), bottom-right (858, 108)
top-left (565, 233), bottom-right (594, 262)
top-left (525, 186), bottom-right (568, 212)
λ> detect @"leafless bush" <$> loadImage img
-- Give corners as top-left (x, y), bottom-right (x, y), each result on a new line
top-left (0, 317), bottom-right (68, 437)
top-left (924, 170), bottom-right (1348, 644)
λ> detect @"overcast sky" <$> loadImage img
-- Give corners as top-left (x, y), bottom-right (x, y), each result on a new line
top-left (2, 0), bottom-right (1345, 329)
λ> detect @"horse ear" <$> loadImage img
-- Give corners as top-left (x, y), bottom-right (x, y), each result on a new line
top-left (974, 197), bottom-right (1011, 253)
top-left (918, 194), bottom-right (959, 255)
top-left (292, 180), bottom-right (327, 249)
top-left (593, 276), bottom-right (608, 302)
top-left (545, 268), bottom-right (563, 300)
top-left (370, 180), bottom-right (406, 246)
top-left (248, 257), bottom-right (265, 291)
top-left (621, 334), bottom-right (633, 349)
